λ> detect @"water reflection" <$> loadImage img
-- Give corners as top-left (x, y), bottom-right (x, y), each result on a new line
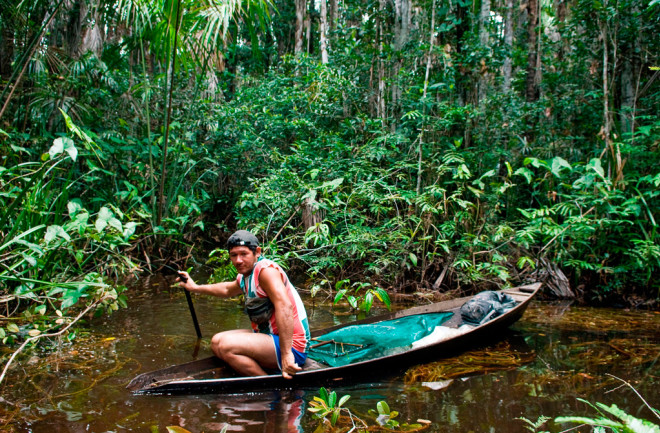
top-left (1, 280), bottom-right (658, 433)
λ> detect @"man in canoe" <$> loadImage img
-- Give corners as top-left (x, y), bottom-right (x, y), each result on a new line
top-left (177, 230), bottom-right (311, 379)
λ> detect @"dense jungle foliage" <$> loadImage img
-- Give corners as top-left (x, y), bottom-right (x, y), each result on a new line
top-left (0, 0), bottom-right (659, 351)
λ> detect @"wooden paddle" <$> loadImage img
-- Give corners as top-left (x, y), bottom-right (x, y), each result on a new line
top-left (177, 271), bottom-right (202, 339)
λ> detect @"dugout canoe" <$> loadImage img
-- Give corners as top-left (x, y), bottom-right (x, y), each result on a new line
top-left (127, 283), bottom-right (542, 395)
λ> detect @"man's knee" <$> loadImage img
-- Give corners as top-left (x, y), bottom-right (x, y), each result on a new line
top-left (211, 332), bottom-right (232, 358)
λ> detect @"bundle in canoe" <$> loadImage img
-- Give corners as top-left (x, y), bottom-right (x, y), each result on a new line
top-left (127, 283), bottom-right (541, 394)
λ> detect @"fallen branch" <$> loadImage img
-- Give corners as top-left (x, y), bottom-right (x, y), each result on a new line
top-left (0, 298), bottom-right (103, 386)
top-left (605, 373), bottom-right (660, 422)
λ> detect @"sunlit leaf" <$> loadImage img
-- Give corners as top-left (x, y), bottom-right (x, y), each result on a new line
top-left (49, 137), bottom-right (77, 161)
top-left (166, 427), bottom-right (194, 433)
top-left (333, 290), bottom-right (346, 305)
top-left (377, 400), bottom-right (390, 415)
top-left (45, 225), bottom-right (71, 243)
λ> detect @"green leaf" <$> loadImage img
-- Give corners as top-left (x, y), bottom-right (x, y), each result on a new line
top-left (67, 199), bottom-right (84, 217)
top-left (517, 256), bottom-right (535, 269)
top-left (550, 157), bottom-right (572, 177)
top-left (514, 167), bottom-right (534, 183)
top-left (320, 178), bottom-right (344, 191)
top-left (333, 289), bottom-right (346, 305)
top-left (95, 207), bottom-right (121, 233)
top-left (360, 291), bottom-right (374, 312)
top-left (61, 287), bottom-right (86, 309)
top-left (49, 137), bottom-right (77, 161)
top-left (319, 387), bottom-right (329, 403)
top-left (377, 401), bottom-right (390, 415)
top-left (338, 395), bottom-right (351, 407)
top-left (48, 137), bottom-right (64, 159)
top-left (7, 323), bottom-right (19, 333)
top-left (347, 295), bottom-right (358, 309)
top-left (45, 225), bottom-right (71, 243)
top-left (20, 252), bottom-right (37, 267)
top-left (587, 158), bottom-right (605, 179)
top-left (331, 410), bottom-right (340, 426)
top-left (374, 288), bottom-right (391, 310)
top-left (409, 253), bottom-right (418, 266)
top-left (328, 391), bottom-right (337, 408)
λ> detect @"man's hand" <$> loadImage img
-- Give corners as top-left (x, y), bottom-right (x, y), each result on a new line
top-left (281, 351), bottom-right (302, 379)
top-left (176, 271), bottom-right (198, 292)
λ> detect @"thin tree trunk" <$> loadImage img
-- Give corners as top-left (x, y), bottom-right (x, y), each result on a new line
top-left (417, 0), bottom-right (436, 197)
top-left (294, 0), bottom-right (306, 54)
top-left (478, 0), bottom-right (490, 102)
top-left (305, 12), bottom-right (312, 54)
top-left (376, 0), bottom-right (386, 122)
top-left (320, 0), bottom-right (329, 64)
top-left (620, 50), bottom-right (635, 134)
top-left (525, 0), bottom-right (539, 101)
top-left (479, 0), bottom-right (490, 46)
top-left (391, 0), bottom-right (410, 113)
top-left (0, 21), bottom-right (14, 80)
top-left (599, 13), bottom-right (621, 186)
top-left (157, 0), bottom-right (182, 227)
top-left (329, 0), bottom-right (339, 30)
top-left (502, 0), bottom-right (514, 92)
top-left (619, 4), bottom-right (639, 136)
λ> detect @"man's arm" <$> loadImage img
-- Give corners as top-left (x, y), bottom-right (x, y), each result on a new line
top-left (258, 267), bottom-right (301, 379)
top-left (177, 271), bottom-right (242, 298)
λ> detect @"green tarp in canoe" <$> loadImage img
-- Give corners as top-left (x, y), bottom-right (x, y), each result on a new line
top-left (308, 312), bottom-right (454, 367)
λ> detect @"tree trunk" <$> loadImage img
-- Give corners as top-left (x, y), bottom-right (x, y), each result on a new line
top-left (554, 0), bottom-right (568, 60)
top-left (66, 0), bottom-right (87, 58)
top-left (525, 0), bottom-right (539, 101)
top-left (620, 50), bottom-right (635, 134)
top-left (394, 0), bottom-right (411, 51)
top-left (319, 0), bottom-right (329, 64)
top-left (376, 0), bottom-right (386, 121)
top-left (329, 0), bottom-right (339, 30)
top-left (502, 0), bottom-right (514, 93)
top-left (302, 198), bottom-right (326, 231)
top-left (80, 0), bottom-right (104, 57)
top-left (294, 0), bottom-right (306, 55)
top-left (599, 13), bottom-right (622, 186)
top-left (305, 0), bottom-right (312, 55)
top-left (418, 0), bottom-right (436, 196)
top-left (0, 20), bottom-right (14, 80)
top-left (619, 4), bottom-right (639, 136)
top-left (391, 0), bottom-right (410, 112)
top-left (478, 0), bottom-right (491, 102)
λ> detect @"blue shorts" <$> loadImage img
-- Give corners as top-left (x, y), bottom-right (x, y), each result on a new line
top-left (270, 334), bottom-right (307, 370)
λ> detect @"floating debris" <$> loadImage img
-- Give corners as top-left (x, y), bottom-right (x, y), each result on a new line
top-left (404, 341), bottom-right (536, 384)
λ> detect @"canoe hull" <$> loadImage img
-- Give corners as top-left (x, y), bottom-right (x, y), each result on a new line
top-left (129, 283), bottom-right (541, 394)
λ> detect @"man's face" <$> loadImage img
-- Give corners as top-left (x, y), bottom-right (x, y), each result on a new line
top-left (229, 246), bottom-right (261, 276)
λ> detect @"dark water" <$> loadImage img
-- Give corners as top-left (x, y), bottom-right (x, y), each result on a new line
top-left (1, 276), bottom-right (658, 432)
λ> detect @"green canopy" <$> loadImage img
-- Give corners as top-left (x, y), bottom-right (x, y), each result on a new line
top-left (308, 312), bottom-right (454, 367)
